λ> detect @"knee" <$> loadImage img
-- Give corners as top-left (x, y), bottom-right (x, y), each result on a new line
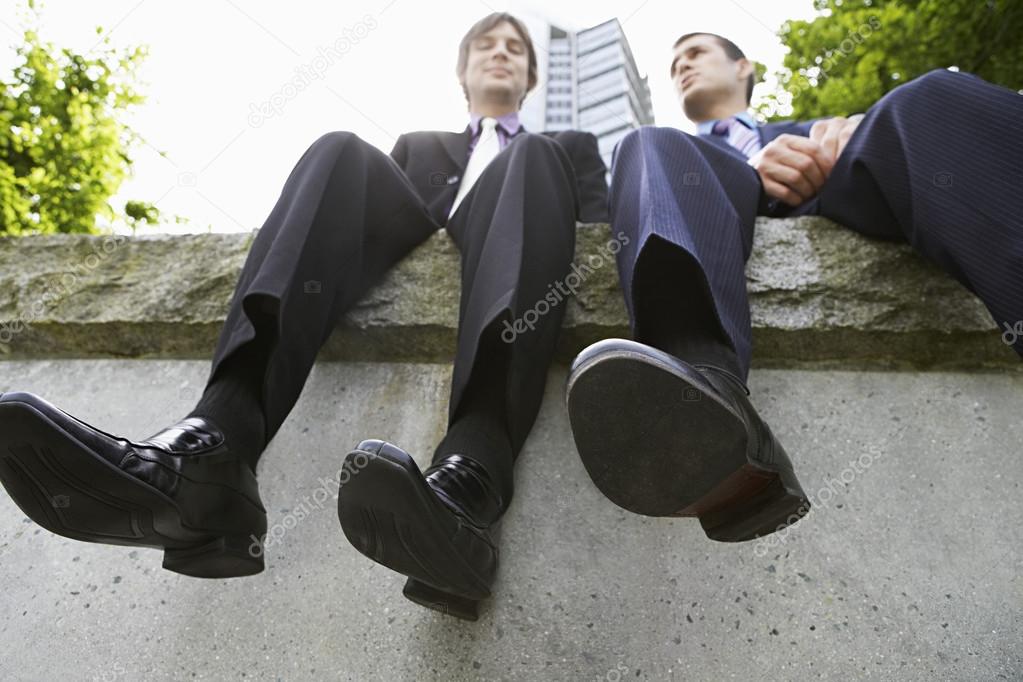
top-left (905, 68), bottom-right (964, 96)
top-left (612, 126), bottom-right (697, 176)
top-left (300, 130), bottom-right (379, 171)
top-left (511, 132), bottom-right (562, 156)
top-left (308, 130), bottom-right (365, 153)
top-left (616, 126), bottom-right (695, 157)
top-left (879, 68), bottom-right (963, 110)
top-left (503, 133), bottom-right (573, 181)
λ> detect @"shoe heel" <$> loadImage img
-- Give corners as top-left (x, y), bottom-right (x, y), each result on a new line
top-left (162, 533), bottom-right (265, 578)
top-left (699, 467), bottom-right (810, 542)
top-left (403, 577), bottom-right (482, 621)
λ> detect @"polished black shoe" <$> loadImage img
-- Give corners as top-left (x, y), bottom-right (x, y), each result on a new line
top-left (337, 439), bottom-right (504, 621)
top-left (566, 339), bottom-right (810, 542)
top-left (0, 391), bottom-right (268, 577)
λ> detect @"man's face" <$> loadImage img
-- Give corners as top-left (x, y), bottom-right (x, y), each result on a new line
top-left (670, 34), bottom-right (749, 118)
top-left (462, 21), bottom-right (530, 109)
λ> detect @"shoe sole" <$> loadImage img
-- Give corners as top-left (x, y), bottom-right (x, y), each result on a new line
top-left (337, 443), bottom-right (492, 620)
top-left (0, 400), bottom-right (264, 578)
top-left (566, 346), bottom-right (809, 541)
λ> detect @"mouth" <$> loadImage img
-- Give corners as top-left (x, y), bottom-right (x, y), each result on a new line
top-left (487, 67), bottom-right (512, 77)
top-left (680, 73), bottom-right (698, 91)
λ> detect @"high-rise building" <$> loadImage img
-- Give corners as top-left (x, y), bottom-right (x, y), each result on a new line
top-left (519, 17), bottom-right (654, 172)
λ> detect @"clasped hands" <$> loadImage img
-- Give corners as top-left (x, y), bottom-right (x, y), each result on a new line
top-left (748, 114), bottom-right (864, 206)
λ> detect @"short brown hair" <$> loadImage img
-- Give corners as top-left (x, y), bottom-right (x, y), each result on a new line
top-left (456, 13), bottom-right (538, 106)
top-left (672, 32), bottom-right (755, 105)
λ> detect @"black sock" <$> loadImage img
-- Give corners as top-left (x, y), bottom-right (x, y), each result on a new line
top-left (634, 238), bottom-right (745, 380)
top-left (434, 407), bottom-right (514, 499)
top-left (187, 333), bottom-right (272, 473)
top-left (432, 324), bottom-right (515, 507)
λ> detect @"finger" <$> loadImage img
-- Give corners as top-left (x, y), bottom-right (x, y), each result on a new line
top-left (771, 140), bottom-right (828, 188)
top-left (762, 176), bottom-right (803, 207)
top-left (760, 141), bottom-right (820, 198)
top-left (776, 148), bottom-right (827, 190)
top-left (762, 162), bottom-right (815, 203)
top-left (819, 125), bottom-right (842, 164)
top-left (814, 117), bottom-right (847, 165)
top-left (836, 119), bottom-right (861, 160)
top-left (809, 121), bottom-right (829, 145)
top-left (764, 135), bottom-right (830, 181)
top-left (784, 134), bottom-right (835, 177)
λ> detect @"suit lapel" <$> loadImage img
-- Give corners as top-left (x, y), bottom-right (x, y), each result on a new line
top-left (413, 128), bottom-right (470, 225)
top-left (440, 128), bottom-right (472, 174)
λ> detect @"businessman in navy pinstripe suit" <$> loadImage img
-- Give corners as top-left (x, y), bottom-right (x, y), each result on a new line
top-left (565, 32), bottom-right (1023, 543)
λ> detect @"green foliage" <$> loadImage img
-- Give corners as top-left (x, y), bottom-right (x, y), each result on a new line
top-left (124, 199), bottom-right (159, 231)
top-left (756, 0), bottom-right (1023, 121)
top-left (0, 2), bottom-right (155, 235)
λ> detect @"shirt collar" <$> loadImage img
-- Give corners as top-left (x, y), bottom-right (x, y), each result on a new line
top-left (697, 110), bottom-right (757, 135)
top-left (468, 111), bottom-right (523, 138)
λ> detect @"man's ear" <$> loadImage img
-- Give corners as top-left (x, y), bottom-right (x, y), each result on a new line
top-left (735, 57), bottom-right (754, 81)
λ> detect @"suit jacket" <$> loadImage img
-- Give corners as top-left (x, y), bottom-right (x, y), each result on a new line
top-left (389, 128), bottom-right (609, 225)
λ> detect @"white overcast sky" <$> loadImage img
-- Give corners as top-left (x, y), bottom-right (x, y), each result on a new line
top-left (0, 0), bottom-right (819, 234)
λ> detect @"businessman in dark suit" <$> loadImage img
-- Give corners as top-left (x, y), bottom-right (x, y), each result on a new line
top-left (566, 32), bottom-right (1022, 544)
top-left (0, 12), bottom-right (606, 620)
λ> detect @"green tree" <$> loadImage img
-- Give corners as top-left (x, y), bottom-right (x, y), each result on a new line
top-left (0, 1), bottom-right (160, 235)
top-left (756, 0), bottom-right (1023, 121)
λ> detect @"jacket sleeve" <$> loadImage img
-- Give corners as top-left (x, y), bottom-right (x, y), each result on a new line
top-left (571, 131), bottom-right (609, 223)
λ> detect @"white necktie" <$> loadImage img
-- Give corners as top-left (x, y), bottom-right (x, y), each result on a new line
top-left (449, 116), bottom-right (500, 219)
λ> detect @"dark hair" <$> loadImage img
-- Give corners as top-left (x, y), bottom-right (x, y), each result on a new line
top-left (456, 13), bottom-right (538, 106)
top-left (672, 32), bottom-right (755, 105)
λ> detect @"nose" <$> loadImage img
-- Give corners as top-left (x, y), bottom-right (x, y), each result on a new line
top-left (492, 41), bottom-right (510, 61)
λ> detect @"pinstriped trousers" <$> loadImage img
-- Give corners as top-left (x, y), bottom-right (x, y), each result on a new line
top-left (609, 68), bottom-right (1023, 378)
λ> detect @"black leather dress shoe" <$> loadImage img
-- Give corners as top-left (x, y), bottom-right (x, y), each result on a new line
top-left (337, 439), bottom-right (504, 621)
top-left (0, 392), bottom-right (268, 577)
top-left (566, 339), bottom-right (810, 542)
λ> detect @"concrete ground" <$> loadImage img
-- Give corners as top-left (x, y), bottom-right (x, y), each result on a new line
top-left (0, 360), bottom-right (1020, 681)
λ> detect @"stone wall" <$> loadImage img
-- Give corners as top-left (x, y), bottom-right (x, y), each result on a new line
top-left (0, 217), bottom-right (1013, 368)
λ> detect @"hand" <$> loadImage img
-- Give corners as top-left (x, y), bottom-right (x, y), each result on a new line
top-left (748, 114), bottom-right (864, 206)
top-left (748, 133), bottom-right (832, 207)
top-left (809, 114), bottom-right (864, 167)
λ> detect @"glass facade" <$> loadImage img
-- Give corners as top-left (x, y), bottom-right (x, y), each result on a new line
top-left (536, 18), bottom-right (654, 172)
